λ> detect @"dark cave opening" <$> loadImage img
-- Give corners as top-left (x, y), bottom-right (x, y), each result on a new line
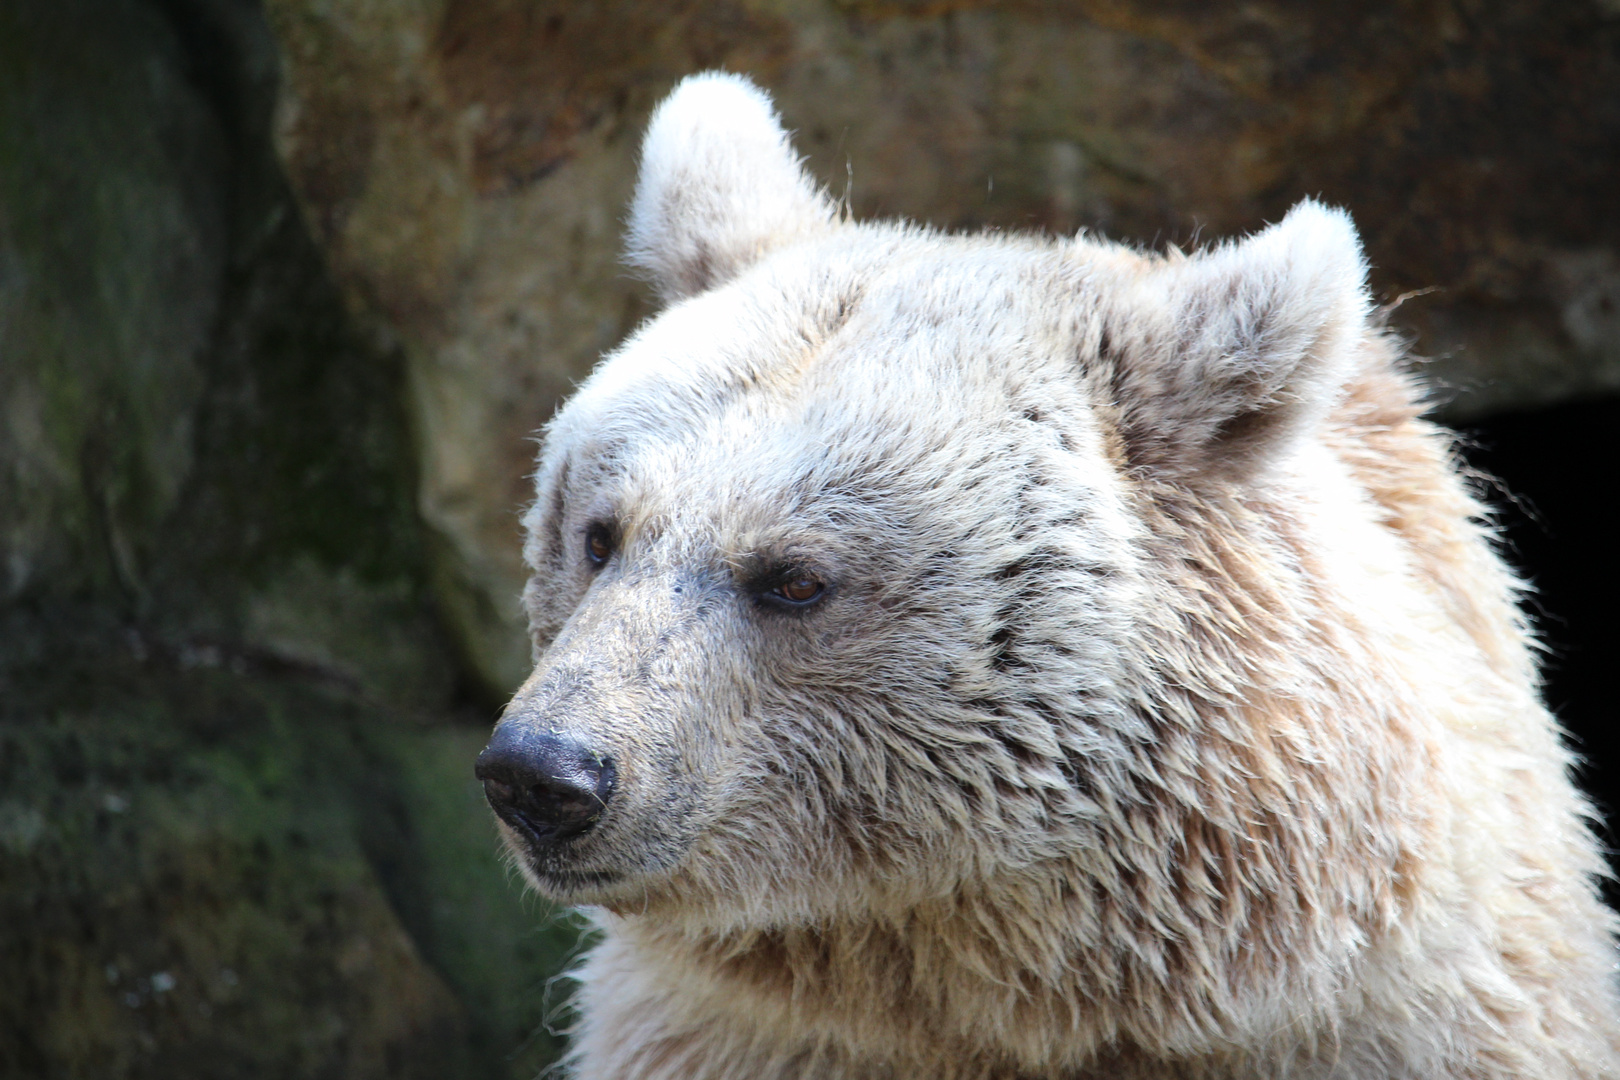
top-left (1463, 393), bottom-right (1620, 898)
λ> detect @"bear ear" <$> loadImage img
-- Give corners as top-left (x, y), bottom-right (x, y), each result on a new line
top-left (1104, 200), bottom-right (1372, 482)
top-left (626, 72), bottom-right (838, 304)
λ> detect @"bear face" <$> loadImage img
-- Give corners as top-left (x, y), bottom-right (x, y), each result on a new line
top-left (504, 231), bottom-right (1149, 923)
top-left (476, 74), bottom-right (1619, 1077)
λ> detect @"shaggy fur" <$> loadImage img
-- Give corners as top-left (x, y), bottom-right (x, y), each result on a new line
top-left (490, 72), bottom-right (1620, 1078)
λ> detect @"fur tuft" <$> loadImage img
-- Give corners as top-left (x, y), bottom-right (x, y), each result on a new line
top-left (625, 72), bottom-right (836, 304)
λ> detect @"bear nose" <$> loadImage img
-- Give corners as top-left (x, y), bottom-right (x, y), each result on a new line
top-left (475, 727), bottom-right (616, 846)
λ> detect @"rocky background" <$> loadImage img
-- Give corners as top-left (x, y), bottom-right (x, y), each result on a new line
top-left (2, 0), bottom-right (1616, 1075)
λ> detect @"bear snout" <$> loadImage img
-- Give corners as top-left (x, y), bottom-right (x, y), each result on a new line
top-left (475, 725), bottom-right (617, 848)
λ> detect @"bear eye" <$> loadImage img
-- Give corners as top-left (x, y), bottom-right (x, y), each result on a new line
top-left (584, 524), bottom-right (614, 567)
top-left (773, 575), bottom-right (824, 605)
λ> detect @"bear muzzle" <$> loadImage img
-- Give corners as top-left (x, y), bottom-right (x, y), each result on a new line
top-left (476, 725), bottom-right (617, 849)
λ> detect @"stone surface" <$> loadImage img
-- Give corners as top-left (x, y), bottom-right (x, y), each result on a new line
top-left (1, 0), bottom-right (224, 605)
top-left (0, 624), bottom-right (580, 1079)
top-left (0, 0), bottom-right (580, 1074)
top-left (263, 0), bottom-right (1620, 697)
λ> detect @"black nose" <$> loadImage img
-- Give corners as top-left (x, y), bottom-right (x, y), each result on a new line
top-left (475, 726), bottom-right (616, 847)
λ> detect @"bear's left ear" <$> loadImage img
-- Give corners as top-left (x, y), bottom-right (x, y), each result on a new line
top-left (626, 72), bottom-right (838, 305)
top-left (1103, 200), bottom-right (1371, 481)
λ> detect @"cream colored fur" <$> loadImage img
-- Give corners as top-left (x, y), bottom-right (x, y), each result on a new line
top-left (497, 72), bottom-right (1620, 1078)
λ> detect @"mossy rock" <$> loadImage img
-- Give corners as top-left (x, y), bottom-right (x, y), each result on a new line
top-left (0, 0), bottom-right (584, 1074)
top-left (0, 628), bottom-right (579, 1079)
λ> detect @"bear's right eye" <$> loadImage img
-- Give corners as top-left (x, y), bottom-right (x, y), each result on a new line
top-left (585, 524), bottom-right (614, 567)
top-left (774, 576), bottom-right (823, 604)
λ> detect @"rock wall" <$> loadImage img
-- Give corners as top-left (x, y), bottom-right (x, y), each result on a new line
top-left (263, 0), bottom-right (1620, 697)
top-left (1, 1), bottom-right (576, 1075)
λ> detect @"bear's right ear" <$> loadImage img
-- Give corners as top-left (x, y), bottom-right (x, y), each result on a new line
top-left (626, 72), bottom-right (838, 305)
top-left (1101, 201), bottom-right (1371, 483)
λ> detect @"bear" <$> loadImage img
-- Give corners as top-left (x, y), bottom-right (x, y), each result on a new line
top-left (474, 72), bottom-right (1620, 1079)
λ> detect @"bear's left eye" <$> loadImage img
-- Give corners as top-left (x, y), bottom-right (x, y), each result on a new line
top-left (772, 576), bottom-right (824, 605)
top-left (585, 524), bottom-right (614, 567)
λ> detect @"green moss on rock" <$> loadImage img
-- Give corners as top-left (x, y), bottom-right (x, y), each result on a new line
top-left (0, 631), bottom-right (573, 1078)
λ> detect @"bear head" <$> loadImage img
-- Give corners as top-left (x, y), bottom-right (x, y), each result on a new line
top-left (477, 72), bottom-right (1375, 935)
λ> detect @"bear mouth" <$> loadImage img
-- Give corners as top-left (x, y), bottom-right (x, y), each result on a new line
top-left (499, 817), bottom-right (698, 907)
top-left (496, 819), bottom-right (642, 901)
top-left (527, 864), bottom-right (625, 892)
